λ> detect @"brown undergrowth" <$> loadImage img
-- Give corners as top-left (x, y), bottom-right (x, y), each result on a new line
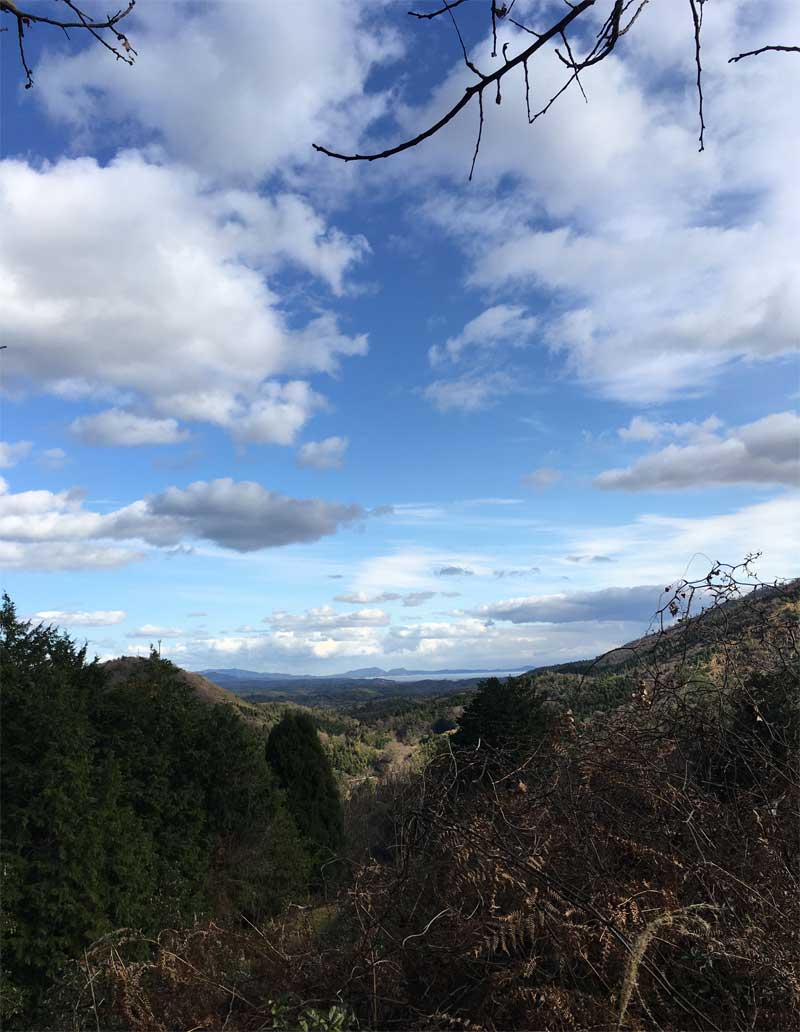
top-left (59, 563), bottom-right (799, 1031)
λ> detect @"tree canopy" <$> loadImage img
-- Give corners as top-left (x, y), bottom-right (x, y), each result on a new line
top-left (0, 596), bottom-right (309, 1026)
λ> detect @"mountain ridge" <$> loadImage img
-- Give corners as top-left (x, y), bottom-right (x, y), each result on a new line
top-left (199, 663), bottom-right (534, 682)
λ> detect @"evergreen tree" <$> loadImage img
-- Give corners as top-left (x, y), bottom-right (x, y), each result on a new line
top-left (266, 713), bottom-right (344, 861)
top-left (454, 675), bottom-right (551, 754)
top-left (1, 595), bottom-right (107, 1021)
top-left (1, 599), bottom-right (311, 1026)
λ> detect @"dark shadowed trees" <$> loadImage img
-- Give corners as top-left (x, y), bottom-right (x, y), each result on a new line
top-left (266, 712), bottom-right (344, 861)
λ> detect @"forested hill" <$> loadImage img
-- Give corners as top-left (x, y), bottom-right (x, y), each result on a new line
top-left (100, 655), bottom-right (264, 720)
top-left (2, 572), bottom-right (797, 1031)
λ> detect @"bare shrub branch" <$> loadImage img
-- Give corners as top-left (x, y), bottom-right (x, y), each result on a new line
top-left (0, 0), bottom-right (136, 89)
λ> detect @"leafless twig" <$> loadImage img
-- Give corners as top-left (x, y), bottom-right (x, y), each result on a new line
top-left (729, 43), bottom-right (800, 64)
top-left (0, 0), bottom-right (136, 88)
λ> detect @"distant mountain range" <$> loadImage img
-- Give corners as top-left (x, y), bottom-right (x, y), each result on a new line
top-left (199, 664), bottom-right (533, 682)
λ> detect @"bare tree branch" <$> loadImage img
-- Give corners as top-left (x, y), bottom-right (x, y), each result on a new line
top-left (688, 0), bottom-right (706, 152)
top-left (0, 0), bottom-right (136, 88)
top-left (313, 0), bottom-right (797, 173)
top-left (729, 43), bottom-right (800, 64)
top-left (407, 0), bottom-right (470, 22)
top-left (312, 0), bottom-right (597, 164)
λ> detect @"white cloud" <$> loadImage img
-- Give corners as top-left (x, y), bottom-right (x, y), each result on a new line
top-left (0, 441), bottom-right (32, 468)
top-left (36, 0), bottom-right (401, 183)
top-left (335, 591), bottom-right (402, 604)
top-left (563, 494), bottom-right (800, 586)
top-left (597, 411), bottom-right (800, 490)
top-left (425, 306), bottom-right (537, 410)
top-left (40, 447), bottom-right (68, 469)
top-left (0, 476), bottom-right (369, 569)
top-left (296, 436), bottom-right (348, 470)
top-left (334, 589), bottom-right (439, 607)
top-left (0, 153), bottom-right (367, 445)
top-left (71, 408), bottom-right (188, 446)
top-left (429, 305), bottom-right (537, 367)
top-left (34, 609), bottom-right (126, 626)
top-left (268, 606), bottom-right (390, 633)
top-left (350, 548), bottom-right (490, 594)
top-left (618, 415), bottom-right (724, 443)
top-left (523, 467), bottom-right (561, 489)
top-left (127, 625), bottom-right (184, 639)
top-left (0, 540), bottom-right (141, 571)
top-left (198, 627), bottom-right (385, 663)
top-left (424, 371), bottom-right (515, 412)
top-left (406, 2), bottom-right (800, 402)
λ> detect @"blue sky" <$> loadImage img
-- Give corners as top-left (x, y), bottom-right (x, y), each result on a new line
top-left (1, 0), bottom-right (798, 673)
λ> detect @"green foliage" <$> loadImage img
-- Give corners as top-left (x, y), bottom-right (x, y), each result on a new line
top-left (454, 675), bottom-right (551, 753)
top-left (1, 597), bottom-right (310, 1026)
top-left (1, 595), bottom-right (108, 1020)
top-left (324, 734), bottom-right (381, 776)
top-left (266, 713), bottom-right (344, 860)
top-left (296, 1004), bottom-right (355, 1031)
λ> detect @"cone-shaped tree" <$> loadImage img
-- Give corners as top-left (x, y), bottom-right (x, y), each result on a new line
top-left (266, 713), bottom-right (343, 858)
top-left (454, 675), bottom-right (550, 754)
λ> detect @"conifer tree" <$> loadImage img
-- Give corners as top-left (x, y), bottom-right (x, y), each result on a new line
top-left (454, 675), bottom-right (550, 754)
top-left (1, 598), bottom-right (311, 1026)
top-left (1, 595), bottom-right (107, 1021)
top-left (266, 713), bottom-right (344, 860)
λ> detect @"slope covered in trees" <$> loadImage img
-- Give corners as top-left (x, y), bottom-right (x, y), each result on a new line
top-left (0, 597), bottom-right (316, 1026)
top-left (3, 567), bottom-right (798, 1031)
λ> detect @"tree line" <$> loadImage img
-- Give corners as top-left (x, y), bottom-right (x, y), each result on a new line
top-left (0, 595), bottom-right (342, 1027)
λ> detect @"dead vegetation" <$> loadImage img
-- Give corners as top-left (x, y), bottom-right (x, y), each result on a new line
top-left (57, 562), bottom-right (799, 1031)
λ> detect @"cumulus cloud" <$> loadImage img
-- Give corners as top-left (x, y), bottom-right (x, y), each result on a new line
top-left (0, 154), bottom-right (367, 445)
top-left (475, 585), bottom-right (665, 624)
top-left (0, 441), bottom-right (32, 468)
top-left (268, 606), bottom-right (389, 633)
top-left (296, 436), bottom-right (348, 470)
top-left (123, 479), bottom-right (366, 551)
top-left (523, 468), bottom-right (560, 489)
top-left (596, 412), bottom-right (800, 490)
top-left (407, 2), bottom-right (800, 402)
top-left (71, 408), bottom-right (189, 446)
top-left (36, 0), bottom-right (400, 183)
top-left (0, 476), bottom-right (369, 569)
top-left (126, 625), bottom-right (184, 639)
top-left (179, 614), bottom-right (642, 672)
top-left (34, 609), bottom-right (126, 626)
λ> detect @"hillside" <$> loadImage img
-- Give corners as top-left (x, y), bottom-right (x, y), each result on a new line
top-left (591, 577), bottom-right (799, 671)
top-left (44, 564), bottom-right (797, 1032)
top-left (100, 656), bottom-right (263, 721)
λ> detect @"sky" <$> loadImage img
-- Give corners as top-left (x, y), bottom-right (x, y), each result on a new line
top-left (1, 0), bottom-right (798, 674)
